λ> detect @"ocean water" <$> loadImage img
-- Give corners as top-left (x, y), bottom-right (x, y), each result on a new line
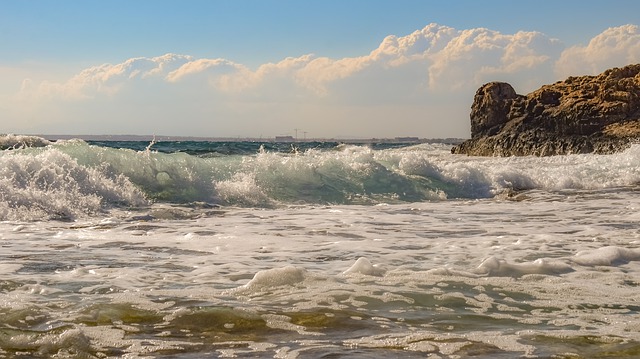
top-left (1, 135), bottom-right (639, 358)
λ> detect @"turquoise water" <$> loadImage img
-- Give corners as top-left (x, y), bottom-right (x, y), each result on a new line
top-left (85, 140), bottom-right (421, 156)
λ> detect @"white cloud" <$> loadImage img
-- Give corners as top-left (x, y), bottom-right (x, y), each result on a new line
top-left (294, 24), bottom-right (458, 94)
top-left (8, 23), bottom-right (640, 138)
top-left (18, 54), bottom-right (193, 101)
top-left (225, 55), bottom-right (314, 94)
top-left (427, 28), bottom-right (563, 91)
top-left (166, 58), bottom-right (244, 82)
top-left (371, 24), bottom-right (458, 62)
top-left (14, 24), bottom-right (564, 101)
top-left (555, 25), bottom-right (640, 77)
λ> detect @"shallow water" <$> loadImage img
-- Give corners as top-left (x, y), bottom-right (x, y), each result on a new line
top-left (1, 137), bottom-right (640, 357)
top-left (1, 187), bottom-right (639, 358)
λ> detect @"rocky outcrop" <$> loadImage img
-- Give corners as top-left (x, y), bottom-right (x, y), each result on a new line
top-left (452, 64), bottom-right (640, 156)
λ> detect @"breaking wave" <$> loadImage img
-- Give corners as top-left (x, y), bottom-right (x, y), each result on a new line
top-left (1, 136), bottom-right (640, 220)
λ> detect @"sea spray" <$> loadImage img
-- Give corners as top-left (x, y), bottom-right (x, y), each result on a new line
top-left (3, 138), bottom-right (640, 213)
top-left (0, 134), bottom-right (51, 150)
top-left (0, 138), bottom-right (639, 358)
top-left (50, 140), bottom-right (450, 205)
top-left (0, 147), bottom-right (146, 221)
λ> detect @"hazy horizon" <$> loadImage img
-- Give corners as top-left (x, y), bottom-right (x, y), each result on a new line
top-left (28, 133), bottom-right (463, 143)
top-left (2, 0), bottom-right (640, 139)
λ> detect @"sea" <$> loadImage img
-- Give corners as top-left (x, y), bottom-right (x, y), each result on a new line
top-left (0, 134), bottom-right (639, 358)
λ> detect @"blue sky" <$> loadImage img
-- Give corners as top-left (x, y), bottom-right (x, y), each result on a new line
top-left (2, 1), bottom-right (640, 138)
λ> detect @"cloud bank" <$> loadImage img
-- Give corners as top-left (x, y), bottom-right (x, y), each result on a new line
top-left (555, 24), bottom-right (640, 78)
top-left (11, 23), bottom-right (640, 138)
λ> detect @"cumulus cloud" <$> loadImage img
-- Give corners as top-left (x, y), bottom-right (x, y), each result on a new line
top-left (17, 23), bottom-right (568, 102)
top-left (224, 55), bottom-right (314, 94)
top-left (10, 23), bottom-right (640, 138)
top-left (167, 58), bottom-right (245, 82)
top-left (555, 25), bottom-right (640, 78)
top-left (427, 28), bottom-right (563, 91)
top-left (295, 24), bottom-right (458, 94)
top-left (18, 54), bottom-right (193, 101)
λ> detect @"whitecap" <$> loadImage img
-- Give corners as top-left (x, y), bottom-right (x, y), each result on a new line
top-left (240, 266), bottom-right (307, 290)
top-left (342, 257), bottom-right (386, 277)
top-left (476, 256), bottom-right (573, 277)
top-left (0, 134), bottom-right (51, 149)
top-left (572, 246), bottom-right (640, 266)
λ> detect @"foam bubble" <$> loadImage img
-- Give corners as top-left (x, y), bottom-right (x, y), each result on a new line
top-left (239, 266), bottom-right (308, 291)
top-left (342, 257), bottom-right (386, 277)
top-left (572, 246), bottom-right (640, 266)
top-left (476, 257), bottom-right (574, 277)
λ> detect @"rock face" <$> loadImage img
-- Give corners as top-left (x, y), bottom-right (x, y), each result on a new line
top-left (452, 64), bottom-right (640, 156)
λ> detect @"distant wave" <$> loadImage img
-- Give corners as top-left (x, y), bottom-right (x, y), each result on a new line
top-left (0, 134), bottom-right (51, 150)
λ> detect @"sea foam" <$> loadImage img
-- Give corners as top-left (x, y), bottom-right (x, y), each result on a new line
top-left (476, 257), bottom-right (574, 276)
top-left (3, 139), bottom-right (640, 212)
top-left (0, 134), bottom-right (51, 150)
top-left (0, 147), bottom-right (147, 221)
top-left (572, 246), bottom-right (640, 266)
top-left (342, 257), bottom-right (386, 276)
top-left (240, 266), bottom-right (308, 291)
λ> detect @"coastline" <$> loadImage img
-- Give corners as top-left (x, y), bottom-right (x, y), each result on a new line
top-left (34, 134), bottom-right (466, 145)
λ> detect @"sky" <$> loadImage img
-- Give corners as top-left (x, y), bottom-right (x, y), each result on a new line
top-left (2, 0), bottom-right (640, 139)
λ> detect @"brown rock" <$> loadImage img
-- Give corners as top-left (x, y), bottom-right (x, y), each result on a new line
top-left (453, 64), bottom-right (640, 156)
top-left (469, 82), bottom-right (521, 138)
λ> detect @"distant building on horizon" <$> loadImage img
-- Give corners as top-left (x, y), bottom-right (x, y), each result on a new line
top-left (275, 135), bottom-right (295, 142)
top-left (394, 137), bottom-right (420, 142)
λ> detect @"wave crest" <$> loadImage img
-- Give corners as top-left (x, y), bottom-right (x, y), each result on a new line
top-left (2, 141), bottom-right (639, 216)
top-left (0, 148), bottom-right (147, 221)
top-left (0, 134), bottom-right (51, 150)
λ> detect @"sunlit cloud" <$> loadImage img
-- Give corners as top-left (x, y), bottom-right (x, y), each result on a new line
top-left (166, 58), bottom-right (244, 82)
top-left (555, 25), bottom-right (640, 77)
top-left (9, 23), bottom-right (640, 138)
top-left (18, 54), bottom-right (193, 101)
top-left (17, 23), bottom-right (566, 101)
top-left (427, 28), bottom-right (563, 91)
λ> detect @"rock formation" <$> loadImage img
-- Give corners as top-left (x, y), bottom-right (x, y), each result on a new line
top-left (451, 64), bottom-right (640, 156)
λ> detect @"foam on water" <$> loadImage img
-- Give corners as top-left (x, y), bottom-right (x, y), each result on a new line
top-left (0, 134), bottom-right (51, 150)
top-left (1, 190), bottom-right (640, 357)
top-left (2, 138), bottom-right (640, 221)
top-left (572, 246), bottom-right (640, 266)
top-left (78, 140), bottom-right (640, 204)
top-left (1, 137), bottom-right (640, 356)
top-left (0, 147), bottom-right (147, 221)
top-left (342, 257), bottom-right (387, 276)
top-left (393, 142), bottom-right (640, 197)
top-left (239, 266), bottom-right (308, 291)
top-left (475, 256), bottom-right (574, 276)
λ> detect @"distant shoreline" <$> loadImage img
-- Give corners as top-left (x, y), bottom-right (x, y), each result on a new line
top-left (36, 134), bottom-right (466, 145)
